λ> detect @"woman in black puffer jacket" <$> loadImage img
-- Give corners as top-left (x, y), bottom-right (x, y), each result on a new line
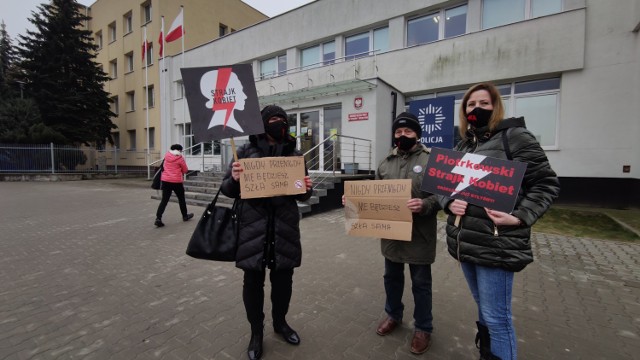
top-left (220, 105), bottom-right (312, 360)
top-left (439, 83), bottom-right (559, 360)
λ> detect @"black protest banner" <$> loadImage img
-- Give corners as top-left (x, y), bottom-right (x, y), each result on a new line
top-left (421, 147), bottom-right (527, 213)
top-left (181, 64), bottom-right (263, 142)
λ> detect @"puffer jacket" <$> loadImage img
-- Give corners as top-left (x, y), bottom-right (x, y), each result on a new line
top-left (220, 134), bottom-right (312, 271)
top-left (161, 151), bottom-right (188, 183)
top-left (377, 144), bottom-right (440, 265)
top-left (440, 117), bottom-right (560, 272)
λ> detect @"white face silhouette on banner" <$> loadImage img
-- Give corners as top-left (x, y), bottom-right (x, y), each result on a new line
top-left (200, 69), bottom-right (248, 132)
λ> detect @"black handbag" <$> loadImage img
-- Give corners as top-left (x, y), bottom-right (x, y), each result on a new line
top-left (151, 160), bottom-right (164, 190)
top-left (186, 187), bottom-right (238, 261)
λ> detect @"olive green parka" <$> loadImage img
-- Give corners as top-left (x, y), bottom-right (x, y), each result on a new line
top-left (377, 144), bottom-right (440, 264)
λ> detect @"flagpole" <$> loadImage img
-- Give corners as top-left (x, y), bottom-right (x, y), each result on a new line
top-left (144, 26), bottom-right (150, 179)
top-left (180, 5), bottom-right (186, 150)
top-left (159, 16), bottom-right (165, 158)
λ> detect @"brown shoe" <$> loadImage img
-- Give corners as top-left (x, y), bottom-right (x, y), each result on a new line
top-left (376, 317), bottom-right (399, 336)
top-left (410, 331), bottom-right (432, 354)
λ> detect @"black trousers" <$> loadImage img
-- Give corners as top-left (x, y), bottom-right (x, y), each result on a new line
top-left (243, 268), bottom-right (294, 332)
top-left (155, 181), bottom-right (187, 219)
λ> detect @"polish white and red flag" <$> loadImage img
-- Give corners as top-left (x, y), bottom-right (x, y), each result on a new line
top-left (165, 8), bottom-right (184, 43)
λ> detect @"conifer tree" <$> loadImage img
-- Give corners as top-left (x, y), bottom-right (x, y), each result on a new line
top-left (0, 21), bottom-right (18, 98)
top-left (17, 0), bottom-right (116, 146)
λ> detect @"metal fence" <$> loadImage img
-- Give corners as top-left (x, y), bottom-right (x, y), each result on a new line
top-left (0, 143), bottom-right (161, 174)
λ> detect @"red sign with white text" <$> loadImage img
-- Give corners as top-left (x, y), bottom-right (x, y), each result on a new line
top-left (348, 112), bottom-right (369, 121)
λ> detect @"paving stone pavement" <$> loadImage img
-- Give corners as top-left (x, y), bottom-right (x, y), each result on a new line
top-left (0, 178), bottom-right (638, 360)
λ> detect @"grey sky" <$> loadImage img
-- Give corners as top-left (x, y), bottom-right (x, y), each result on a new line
top-left (1, 0), bottom-right (315, 41)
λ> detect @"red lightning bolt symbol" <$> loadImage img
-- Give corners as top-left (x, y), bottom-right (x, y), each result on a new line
top-left (211, 67), bottom-right (235, 129)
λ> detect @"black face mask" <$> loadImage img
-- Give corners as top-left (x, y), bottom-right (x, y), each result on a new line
top-left (394, 135), bottom-right (417, 151)
top-left (466, 107), bottom-right (493, 129)
top-left (265, 121), bottom-right (288, 142)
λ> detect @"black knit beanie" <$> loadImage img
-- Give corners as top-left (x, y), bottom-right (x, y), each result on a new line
top-left (260, 105), bottom-right (288, 125)
top-left (393, 112), bottom-right (422, 138)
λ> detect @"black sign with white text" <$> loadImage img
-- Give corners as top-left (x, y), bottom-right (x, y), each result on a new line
top-left (421, 147), bottom-right (527, 213)
top-left (181, 64), bottom-right (263, 142)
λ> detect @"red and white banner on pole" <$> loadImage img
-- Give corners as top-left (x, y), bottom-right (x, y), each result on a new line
top-left (165, 8), bottom-right (184, 43)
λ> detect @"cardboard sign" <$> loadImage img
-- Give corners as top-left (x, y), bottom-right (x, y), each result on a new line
top-left (180, 64), bottom-right (263, 142)
top-left (421, 147), bottom-right (527, 213)
top-left (239, 156), bottom-right (307, 199)
top-left (344, 179), bottom-right (413, 241)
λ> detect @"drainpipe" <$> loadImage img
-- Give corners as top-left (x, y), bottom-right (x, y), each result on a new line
top-left (391, 91), bottom-right (397, 147)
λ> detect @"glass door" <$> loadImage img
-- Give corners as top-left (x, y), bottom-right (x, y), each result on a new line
top-left (292, 106), bottom-right (342, 171)
top-left (299, 110), bottom-right (320, 170)
top-left (323, 106), bottom-right (341, 171)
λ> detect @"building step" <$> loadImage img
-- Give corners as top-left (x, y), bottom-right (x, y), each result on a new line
top-left (151, 172), bottom-right (374, 216)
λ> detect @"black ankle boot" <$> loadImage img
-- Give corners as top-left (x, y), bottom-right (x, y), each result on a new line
top-left (154, 218), bottom-right (164, 227)
top-left (247, 329), bottom-right (263, 360)
top-left (475, 322), bottom-right (501, 360)
top-left (274, 322), bottom-right (300, 345)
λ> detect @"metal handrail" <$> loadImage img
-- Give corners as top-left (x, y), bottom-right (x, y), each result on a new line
top-left (257, 49), bottom-right (380, 81)
top-left (302, 134), bottom-right (372, 190)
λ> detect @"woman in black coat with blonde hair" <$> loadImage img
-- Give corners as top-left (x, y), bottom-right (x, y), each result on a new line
top-left (440, 83), bottom-right (560, 360)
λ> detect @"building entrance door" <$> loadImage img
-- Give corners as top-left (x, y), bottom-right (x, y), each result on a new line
top-left (292, 106), bottom-right (342, 171)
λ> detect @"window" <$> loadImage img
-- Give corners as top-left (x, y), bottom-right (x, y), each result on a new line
top-left (407, 4), bottom-right (467, 47)
top-left (145, 43), bottom-right (153, 66)
top-left (111, 96), bottom-right (119, 115)
top-left (407, 13), bottom-right (439, 46)
top-left (373, 27), bottom-right (389, 53)
top-left (424, 78), bottom-right (560, 148)
top-left (219, 23), bottom-right (228, 37)
top-left (108, 22), bottom-right (116, 43)
top-left (482, 0), bottom-right (562, 29)
top-left (511, 78), bottom-right (560, 147)
top-left (278, 55), bottom-right (287, 75)
top-left (260, 58), bottom-right (276, 79)
top-left (175, 80), bottom-right (184, 99)
top-left (142, 2), bottom-right (152, 24)
top-left (345, 27), bottom-right (388, 60)
top-left (109, 59), bottom-right (118, 79)
top-left (128, 130), bottom-right (136, 151)
top-left (126, 91), bottom-right (135, 112)
top-left (301, 46), bottom-right (320, 69)
top-left (112, 132), bottom-right (120, 149)
top-left (323, 41), bottom-right (335, 65)
top-left (145, 85), bottom-right (154, 108)
top-left (95, 31), bottom-right (103, 49)
top-left (531, 0), bottom-right (562, 17)
top-left (148, 127), bottom-right (155, 149)
top-left (260, 54), bottom-right (286, 79)
top-left (124, 12), bottom-right (133, 34)
top-left (302, 42), bottom-right (335, 69)
top-left (345, 32), bottom-right (369, 60)
top-left (445, 5), bottom-right (467, 38)
top-left (125, 52), bottom-right (134, 72)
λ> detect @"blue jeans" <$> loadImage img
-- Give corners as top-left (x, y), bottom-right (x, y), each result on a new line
top-left (383, 258), bottom-right (433, 333)
top-left (461, 262), bottom-right (517, 360)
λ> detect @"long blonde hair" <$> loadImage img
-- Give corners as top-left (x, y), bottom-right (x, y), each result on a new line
top-left (458, 83), bottom-right (505, 140)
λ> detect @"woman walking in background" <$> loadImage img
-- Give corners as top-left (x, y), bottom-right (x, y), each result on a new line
top-left (154, 144), bottom-right (193, 227)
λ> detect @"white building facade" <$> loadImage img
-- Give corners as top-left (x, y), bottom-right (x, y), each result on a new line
top-left (160, 0), bottom-right (640, 207)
